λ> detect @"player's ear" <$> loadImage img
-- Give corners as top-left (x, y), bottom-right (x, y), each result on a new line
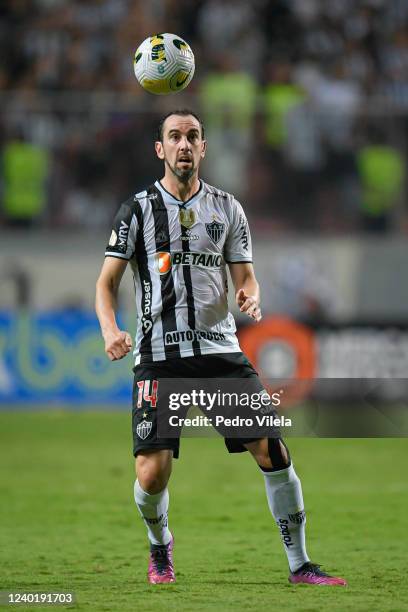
top-left (155, 141), bottom-right (164, 160)
top-left (200, 139), bottom-right (207, 159)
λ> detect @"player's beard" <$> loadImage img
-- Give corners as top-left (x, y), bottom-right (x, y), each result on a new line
top-left (165, 157), bottom-right (196, 183)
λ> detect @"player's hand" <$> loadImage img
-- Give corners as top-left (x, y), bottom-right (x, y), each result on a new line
top-left (236, 289), bottom-right (262, 322)
top-left (103, 329), bottom-right (132, 361)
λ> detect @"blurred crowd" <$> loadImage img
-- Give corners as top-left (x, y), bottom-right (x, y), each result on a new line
top-left (0, 0), bottom-right (407, 233)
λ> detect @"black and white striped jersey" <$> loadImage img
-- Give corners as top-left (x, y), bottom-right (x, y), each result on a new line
top-left (105, 180), bottom-right (252, 365)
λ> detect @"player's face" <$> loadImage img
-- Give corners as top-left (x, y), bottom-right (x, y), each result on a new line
top-left (155, 115), bottom-right (206, 182)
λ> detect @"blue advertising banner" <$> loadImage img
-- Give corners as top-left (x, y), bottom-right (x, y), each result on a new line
top-left (3, 311), bottom-right (407, 406)
top-left (0, 309), bottom-right (133, 405)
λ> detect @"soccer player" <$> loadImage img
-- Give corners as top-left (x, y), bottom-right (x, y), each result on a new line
top-left (95, 109), bottom-right (346, 586)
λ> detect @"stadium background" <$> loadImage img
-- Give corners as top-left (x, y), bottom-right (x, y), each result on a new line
top-left (1, 2), bottom-right (408, 611)
top-left (2, 0), bottom-right (408, 401)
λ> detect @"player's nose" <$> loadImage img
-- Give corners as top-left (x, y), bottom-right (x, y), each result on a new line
top-left (179, 136), bottom-right (190, 150)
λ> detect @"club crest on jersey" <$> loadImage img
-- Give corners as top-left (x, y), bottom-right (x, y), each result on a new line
top-left (205, 220), bottom-right (225, 244)
top-left (136, 420), bottom-right (152, 440)
top-left (179, 208), bottom-right (196, 228)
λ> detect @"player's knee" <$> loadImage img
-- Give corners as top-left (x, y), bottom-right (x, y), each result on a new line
top-left (136, 452), bottom-right (172, 494)
top-left (267, 438), bottom-right (291, 471)
top-left (249, 437), bottom-right (291, 471)
top-left (137, 466), bottom-right (170, 494)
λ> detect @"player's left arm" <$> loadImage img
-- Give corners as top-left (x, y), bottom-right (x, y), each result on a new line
top-left (228, 262), bottom-right (262, 322)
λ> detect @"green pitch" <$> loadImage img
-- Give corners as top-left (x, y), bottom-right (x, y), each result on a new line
top-left (1, 411), bottom-right (407, 612)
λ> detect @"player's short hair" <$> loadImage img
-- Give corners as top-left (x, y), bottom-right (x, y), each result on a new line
top-left (156, 109), bottom-right (205, 142)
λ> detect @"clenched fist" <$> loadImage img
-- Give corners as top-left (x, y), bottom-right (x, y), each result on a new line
top-left (103, 329), bottom-right (132, 361)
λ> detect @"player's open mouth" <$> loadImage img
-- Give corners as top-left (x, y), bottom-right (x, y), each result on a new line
top-left (178, 157), bottom-right (192, 163)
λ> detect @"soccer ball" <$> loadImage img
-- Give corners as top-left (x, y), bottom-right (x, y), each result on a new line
top-left (133, 33), bottom-right (195, 95)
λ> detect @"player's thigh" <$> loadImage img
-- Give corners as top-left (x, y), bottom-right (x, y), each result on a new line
top-left (135, 449), bottom-right (173, 493)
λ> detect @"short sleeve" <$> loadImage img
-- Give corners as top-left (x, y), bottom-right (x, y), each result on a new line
top-left (105, 200), bottom-right (137, 260)
top-left (224, 199), bottom-right (252, 263)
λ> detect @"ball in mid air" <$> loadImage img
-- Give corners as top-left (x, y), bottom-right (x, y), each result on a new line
top-left (133, 33), bottom-right (195, 95)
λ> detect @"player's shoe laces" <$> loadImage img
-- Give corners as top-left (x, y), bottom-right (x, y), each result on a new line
top-left (147, 535), bottom-right (175, 584)
top-left (289, 562), bottom-right (347, 586)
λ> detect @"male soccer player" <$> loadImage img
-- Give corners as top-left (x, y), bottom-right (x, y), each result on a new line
top-left (95, 109), bottom-right (346, 586)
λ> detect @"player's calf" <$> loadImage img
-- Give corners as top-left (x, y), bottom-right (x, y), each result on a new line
top-left (134, 451), bottom-right (173, 550)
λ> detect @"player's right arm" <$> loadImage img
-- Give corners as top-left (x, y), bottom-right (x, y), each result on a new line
top-left (95, 256), bottom-right (132, 361)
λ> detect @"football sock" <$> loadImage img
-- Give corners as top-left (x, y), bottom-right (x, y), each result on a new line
top-left (134, 480), bottom-right (172, 546)
top-left (261, 463), bottom-right (310, 572)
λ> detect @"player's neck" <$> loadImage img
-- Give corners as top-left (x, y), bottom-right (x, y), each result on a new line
top-left (160, 175), bottom-right (201, 203)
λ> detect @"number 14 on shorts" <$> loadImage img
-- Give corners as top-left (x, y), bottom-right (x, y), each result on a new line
top-left (136, 379), bottom-right (159, 409)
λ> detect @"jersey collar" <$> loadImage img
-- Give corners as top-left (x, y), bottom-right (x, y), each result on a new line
top-left (155, 180), bottom-right (203, 208)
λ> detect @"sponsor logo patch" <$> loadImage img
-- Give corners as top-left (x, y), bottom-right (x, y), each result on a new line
top-left (156, 252), bottom-right (172, 275)
top-left (238, 214), bottom-right (249, 251)
top-left (136, 420), bottom-right (152, 440)
top-left (172, 251), bottom-right (222, 267)
top-left (142, 320), bottom-right (152, 333)
top-left (155, 251), bottom-right (222, 274)
top-left (141, 279), bottom-right (153, 333)
top-left (181, 229), bottom-right (199, 241)
top-left (165, 329), bottom-right (226, 345)
top-left (117, 220), bottom-right (129, 252)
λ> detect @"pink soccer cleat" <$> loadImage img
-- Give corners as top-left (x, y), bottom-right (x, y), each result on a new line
top-left (289, 562), bottom-right (347, 586)
top-left (147, 535), bottom-right (175, 584)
